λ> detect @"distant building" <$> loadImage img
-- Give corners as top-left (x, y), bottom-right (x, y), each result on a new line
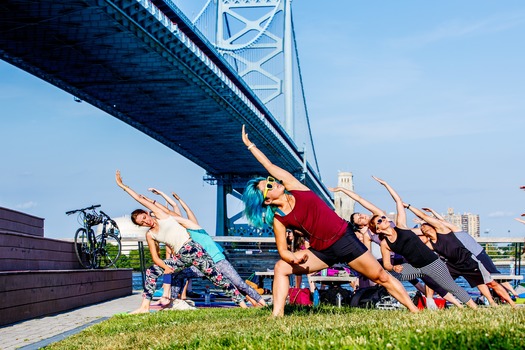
top-left (334, 171), bottom-right (355, 221)
top-left (441, 208), bottom-right (480, 237)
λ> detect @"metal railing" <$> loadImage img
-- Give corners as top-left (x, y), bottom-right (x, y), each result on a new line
top-left (477, 237), bottom-right (524, 276)
top-left (118, 236), bottom-right (524, 290)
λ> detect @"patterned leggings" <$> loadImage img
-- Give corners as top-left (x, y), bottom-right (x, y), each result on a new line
top-left (143, 240), bottom-right (244, 304)
top-left (167, 260), bottom-right (263, 303)
top-left (389, 258), bottom-right (472, 304)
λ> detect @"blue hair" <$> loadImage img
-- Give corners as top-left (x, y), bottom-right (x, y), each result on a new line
top-left (243, 177), bottom-right (276, 228)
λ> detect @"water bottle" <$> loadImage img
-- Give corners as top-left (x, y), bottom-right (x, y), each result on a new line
top-left (313, 288), bottom-right (320, 307)
top-left (335, 292), bottom-right (343, 307)
top-left (204, 286), bottom-right (211, 306)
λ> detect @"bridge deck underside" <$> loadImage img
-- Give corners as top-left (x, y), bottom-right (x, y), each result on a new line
top-left (0, 1), bottom-right (303, 178)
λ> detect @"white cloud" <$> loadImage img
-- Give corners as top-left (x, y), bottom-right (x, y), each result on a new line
top-left (16, 201), bottom-right (38, 209)
top-left (390, 12), bottom-right (525, 48)
top-left (488, 211), bottom-right (514, 218)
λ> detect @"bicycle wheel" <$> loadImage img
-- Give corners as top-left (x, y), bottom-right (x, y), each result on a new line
top-left (94, 232), bottom-right (122, 268)
top-left (74, 228), bottom-right (95, 269)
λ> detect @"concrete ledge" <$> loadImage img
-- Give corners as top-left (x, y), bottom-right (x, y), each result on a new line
top-left (0, 269), bottom-right (133, 326)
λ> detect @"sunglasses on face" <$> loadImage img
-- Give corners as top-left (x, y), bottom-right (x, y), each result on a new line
top-left (262, 176), bottom-right (276, 199)
top-left (376, 216), bottom-right (387, 226)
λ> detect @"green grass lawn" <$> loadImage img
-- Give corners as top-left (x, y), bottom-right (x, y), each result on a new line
top-left (47, 305), bottom-right (525, 349)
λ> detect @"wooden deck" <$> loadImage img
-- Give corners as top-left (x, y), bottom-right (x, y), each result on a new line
top-left (0, 207), bottom-right (132, 327)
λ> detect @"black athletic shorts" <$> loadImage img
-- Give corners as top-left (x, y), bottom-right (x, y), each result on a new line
top-left (447, 263), bottom-right (485, 287)
top-left (309, 226), bottom-right (368, 267)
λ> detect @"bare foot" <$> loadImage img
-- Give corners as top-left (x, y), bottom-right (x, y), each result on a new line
top-left (151, 296), bottom-right (172, 307)
top-left (129, 308), bottom-right (150, 314)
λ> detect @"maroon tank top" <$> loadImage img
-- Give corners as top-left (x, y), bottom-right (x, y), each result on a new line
top-left (274, 190), bottom-right (347, 250)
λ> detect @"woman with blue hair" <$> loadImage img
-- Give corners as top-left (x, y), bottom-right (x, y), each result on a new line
top-left (240, 125), bottom-right (418, 316)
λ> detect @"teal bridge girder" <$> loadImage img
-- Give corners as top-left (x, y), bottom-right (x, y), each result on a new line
top-left (0, 0), bottom-right (331, 235)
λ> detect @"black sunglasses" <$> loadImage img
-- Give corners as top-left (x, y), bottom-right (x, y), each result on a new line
top-left (376, 216), bottom-right (387, 225)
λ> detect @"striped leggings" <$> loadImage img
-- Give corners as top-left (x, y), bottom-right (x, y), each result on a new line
top-left (389, 258), bottom-right (472, 304)
top-left (142, 240), bottom-right (244, 304)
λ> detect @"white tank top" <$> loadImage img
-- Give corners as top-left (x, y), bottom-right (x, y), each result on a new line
top-left (150, 216), bottom-right (190, 253)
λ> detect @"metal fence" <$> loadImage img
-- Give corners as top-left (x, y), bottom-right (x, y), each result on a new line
top-left (119, 236), bottom-right (524, 291)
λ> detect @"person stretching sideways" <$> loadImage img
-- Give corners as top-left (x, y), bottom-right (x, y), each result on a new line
top-left (240, 125), bottom-right (418, 316)
top-left (371, 176), bottom-right (477, 310)
top-left (116, 170), bottom-right (246, 313)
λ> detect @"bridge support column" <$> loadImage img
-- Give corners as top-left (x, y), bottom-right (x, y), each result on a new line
top-left (215, 182), bottom-right (230, 236)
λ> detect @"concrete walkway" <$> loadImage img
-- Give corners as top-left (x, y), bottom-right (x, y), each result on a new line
top-left (0, 292), bottom-right (143, 350)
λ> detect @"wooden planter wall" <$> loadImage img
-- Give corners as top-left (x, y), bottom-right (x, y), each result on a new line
top-left (0, 207), bottom-right (132, 327)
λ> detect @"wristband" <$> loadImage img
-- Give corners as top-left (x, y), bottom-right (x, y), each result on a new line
top-left (406, 204), bottom-right (411, 209)
top-left (247, 143), bottom-right (256, 150)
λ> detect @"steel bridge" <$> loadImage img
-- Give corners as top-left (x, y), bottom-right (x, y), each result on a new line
top-left (0, 0), bottom-right (330, 235)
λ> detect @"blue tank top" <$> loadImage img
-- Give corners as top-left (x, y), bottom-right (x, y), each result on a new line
top-left (187, 228), bottom-right (225, 264)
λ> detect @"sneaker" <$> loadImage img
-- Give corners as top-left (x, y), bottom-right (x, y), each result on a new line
top-left (425, 297), bottom-right (438, 310)
top-left (170, 299), bottom-right (197, 311)
top-left (183, 299), bottom-right (196, 307)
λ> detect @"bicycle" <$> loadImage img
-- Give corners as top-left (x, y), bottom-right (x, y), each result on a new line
top-left (66, 204), bottom-right (122, 269)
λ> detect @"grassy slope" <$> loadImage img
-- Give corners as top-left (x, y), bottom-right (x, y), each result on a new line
top-left (47, 305), bottom-right (525, 350)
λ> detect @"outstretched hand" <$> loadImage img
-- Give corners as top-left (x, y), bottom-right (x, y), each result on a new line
top-left (327, 187), bottom-right (339, 193)
top-left (242, 124), bottom-right (253, 147)
top-left (116, 170), bottom-right (125, 187)
top-left (412, 217), bottom-right (425, 225)
top-left (372, 175), bottom-right (386, 185)
top-left (148, 188), bottom-right (160, 195)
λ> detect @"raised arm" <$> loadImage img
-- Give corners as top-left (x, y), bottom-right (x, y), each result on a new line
top-left (421, 207), bottom-right (445, 220)
top-left (328, 187), bottom-right (385, 216)
top-left (242, 125), bottom-right (307, 191)
top-left (406, 205), bottom-right (449, 233)
top-left (372, 176), bottom-right (407, 228)
top-left (515, 218), bottom-right (525, 225)
top-left (148, 188), bottom-right (182, 217)
top-left (422, 207), bottom-right (461, 232)
top-left (139, 194), bottom-right (172, 216)
top-left (172, 192), bottom-right (199, 225)
top-left (116, 170), bottom-right (167, 218)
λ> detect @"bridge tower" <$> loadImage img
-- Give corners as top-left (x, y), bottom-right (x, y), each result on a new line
top-left (194, 0), bottom-right (301, 235)
top-left (214, 0), bottom-right (295, 137)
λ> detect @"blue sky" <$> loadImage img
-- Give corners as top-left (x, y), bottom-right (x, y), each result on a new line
top-left (1, 1), bottom-right (525, 239)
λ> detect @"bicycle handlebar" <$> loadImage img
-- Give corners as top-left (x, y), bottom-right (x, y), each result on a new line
top-left (65, 204), bottom-right (101, 215)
